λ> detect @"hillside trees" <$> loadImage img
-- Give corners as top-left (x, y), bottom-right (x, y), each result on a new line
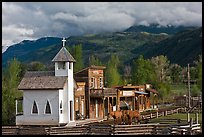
top-left (68, 44), bottom-right (84, 72)
top-left (27, 61), bottom-right (46, 71)
top-left (150, 55), bottom-right (172, 102)
top-left (2, 58), bottom-right (23, 125)
top-left (131, 55), bottom-right (156, 85)
top-left (105, 54), bottom-right (122, 87)
top-left (169, 64), bottom-right (182, 84)
top-left (89, 55), bottom-right (103, 66)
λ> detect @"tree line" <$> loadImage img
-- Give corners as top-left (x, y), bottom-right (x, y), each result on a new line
top-left (2, 44), bottom-right (202, 125)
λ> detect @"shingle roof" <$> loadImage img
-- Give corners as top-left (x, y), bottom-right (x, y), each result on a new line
top-left (18, 71), bottom-right (67, 90)
top-left (52, 47), bottom-right (76, 62)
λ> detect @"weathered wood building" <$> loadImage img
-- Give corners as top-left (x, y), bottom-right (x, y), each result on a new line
top-left (114, 84), bottom-right (158, 112)
top-left (74, 65), bottom-right (158, 119)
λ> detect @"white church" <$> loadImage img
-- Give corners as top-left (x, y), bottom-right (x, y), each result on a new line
top-left (16, 38), bottom-right (76, 126)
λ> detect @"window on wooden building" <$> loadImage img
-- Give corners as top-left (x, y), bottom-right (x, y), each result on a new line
top-left (91, 77), bottom-right (94, 88)
top-left (45, 100), bottom-right (51, 114)
top-left (32, 100), bottom-right (38, 114)
top-left (99, 77), bottom-right (103, 88)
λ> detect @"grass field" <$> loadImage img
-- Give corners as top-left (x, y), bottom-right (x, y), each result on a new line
top-left (148, 112), bottom-right (202, 126)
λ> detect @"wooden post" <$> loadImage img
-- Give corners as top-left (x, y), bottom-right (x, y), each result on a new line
top-left (187, 64), bottom-right (191, 108)
top-left (15, 99), bottom-right (18, 115)
top-left (111, 124), bottom-right (115, 135)
top-left (156, 111), bottom-right (158, 118)
top-left (187, 113), bottom-right (190, 122)
top-left (188, 118), bottom-right (193, 135)
top-left (196, 113), bottom-right (198, 124)
top-left (150, 113), bottom-right (152, 118)
top-left (108, 97), bottom-right (110, 113)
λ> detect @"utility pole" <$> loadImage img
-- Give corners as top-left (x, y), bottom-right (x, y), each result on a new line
top-left (187, 64), bottom-right (191, 108)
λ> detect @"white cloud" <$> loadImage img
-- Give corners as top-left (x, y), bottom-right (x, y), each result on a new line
top-left (2, 2), bottom-right (202, 52)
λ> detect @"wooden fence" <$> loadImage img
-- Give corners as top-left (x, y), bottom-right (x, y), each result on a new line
top-left (2, 123), bottom-right (201, 135)
top-left (2, 108), bottom-right (201, 135)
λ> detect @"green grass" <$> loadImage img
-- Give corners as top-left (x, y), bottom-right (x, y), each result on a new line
top-left (149, 113), bottom-right (202, 126)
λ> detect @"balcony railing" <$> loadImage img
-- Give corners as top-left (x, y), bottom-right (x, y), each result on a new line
top-left (90, 89), bottom-right (104, 97)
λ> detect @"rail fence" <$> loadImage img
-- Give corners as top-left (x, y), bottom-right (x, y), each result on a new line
top-left (2, 122), bottom-right (201, 135)
top-left (2, 108), bottom-right (201, 135)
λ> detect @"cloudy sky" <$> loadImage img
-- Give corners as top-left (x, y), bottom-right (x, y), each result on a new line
top-left (2, 2), bottom-right (202, 52)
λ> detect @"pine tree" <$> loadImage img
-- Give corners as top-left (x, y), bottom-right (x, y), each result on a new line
top-left (68, 44), bottom-right (84, 72)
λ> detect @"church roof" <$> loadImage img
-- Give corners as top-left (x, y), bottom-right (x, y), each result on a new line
top-left (18, 71), bottom-right (67, 90)
top-left (52, 47), bottom-right (76, 62)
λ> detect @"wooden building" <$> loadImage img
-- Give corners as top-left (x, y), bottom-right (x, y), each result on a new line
top-left (114, 84), bottom-right (158, 112)
top-left (74, 65), bottom-right (106, 118)
top-left (74, 82), bottom-right (86, 120)
top-left (74, 65), bottom-right (158, 119)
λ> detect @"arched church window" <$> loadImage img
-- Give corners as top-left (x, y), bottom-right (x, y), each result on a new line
top-left (32, 100), bottom-right (38, 114)
top-left (45, 100), bottom-right (51, 114)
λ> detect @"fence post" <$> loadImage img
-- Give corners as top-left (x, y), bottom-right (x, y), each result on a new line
top-left (196, 113), bottom-right (198, 124)
top-left (150, 113), bottom-right (152, 118)
top-left (187, 113), bottom-right (190, 122)
top-left (153, 125), bottom-right (157, 135)
top-left (187, 118), bottom-right (193, 135)
top-left (156, 111), bottom-right (158, 118)
top-left (165, 110), bottom-right (168, 116)
top-left (111, 124), bottom-right (115, 135)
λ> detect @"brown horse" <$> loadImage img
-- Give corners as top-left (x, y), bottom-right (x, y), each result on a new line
top-left (124, 110), bottom-right (140, 125)
top-left (109, 110), bottom-right (123, 124)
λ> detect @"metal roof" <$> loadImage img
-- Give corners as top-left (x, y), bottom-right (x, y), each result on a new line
top-left (135, 91), bottom-right (148, 94)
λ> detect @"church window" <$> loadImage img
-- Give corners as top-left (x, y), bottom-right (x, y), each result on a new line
top-left (32, 100), bottom-right (38, 114)
top-left (58, 62), bottom-right (66, 69)
top-left (45, 100), bottom-right (51, 114)
top-left (60, 100), bottom-right (63, 114)
top-left (69, 62), bottom-right (72, 69)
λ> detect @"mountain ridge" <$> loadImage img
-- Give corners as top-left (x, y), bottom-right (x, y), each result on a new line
top-left (2, 26), bottom-right (202, 68)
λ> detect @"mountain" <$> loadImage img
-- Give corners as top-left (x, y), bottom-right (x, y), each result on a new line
top-left (2, 37), bottom-right (62, 67)
top-left (131, 27), bottom-right (202, 66)
top-left (2, 26), bottom-right (202, 68)
top-left (124, 24), bottom-right (196, 35)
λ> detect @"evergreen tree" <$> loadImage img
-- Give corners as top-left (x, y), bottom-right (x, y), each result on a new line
top-left (89, 55), bottom-right (102, 66)
top-left (67, 44), bottom-right (84, 72)
top-left (27, 61), bottom-right (46, 71)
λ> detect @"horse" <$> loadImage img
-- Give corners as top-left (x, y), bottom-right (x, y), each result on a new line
top-left (128, 110), bottom-right (141, 124)
top-left (123, 110), bottom-right (140, 125)
top-left (108, 110), bottom-right (123, 125)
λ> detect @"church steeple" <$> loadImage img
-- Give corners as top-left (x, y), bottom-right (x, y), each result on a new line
top-left (52, 37), bottom-right (76, 76)
top-left (52, 38), bottom-right (76, 62)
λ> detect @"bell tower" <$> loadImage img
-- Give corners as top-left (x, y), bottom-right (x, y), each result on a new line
top-left (52, 37), bottom-right (76, 123)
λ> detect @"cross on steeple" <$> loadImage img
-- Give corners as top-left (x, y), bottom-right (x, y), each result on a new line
top-left (62, 37), bottom-right (66, 47)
